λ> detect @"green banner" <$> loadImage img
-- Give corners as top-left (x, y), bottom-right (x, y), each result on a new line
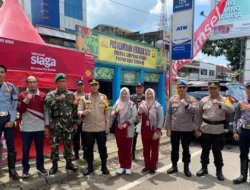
top-left (121, 70), bottom-right (140, 85)
top-left (144, 73), bottom-right (160, 83)
top-left (94, 67), bottom-right (114, 80)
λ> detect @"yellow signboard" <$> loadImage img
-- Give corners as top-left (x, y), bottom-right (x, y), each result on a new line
top-left (98, 35), bottom-right (157, 69)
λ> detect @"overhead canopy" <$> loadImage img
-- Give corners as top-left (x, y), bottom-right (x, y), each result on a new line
top-left (0, 0), bottom-right (45, 44)
top-left (0, 0), bottom-right (94, 90)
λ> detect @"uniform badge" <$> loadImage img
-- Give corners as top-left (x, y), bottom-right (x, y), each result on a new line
top-left (173, 108), bottom-right (177, 112)
top-left (4, 86), bottom-right (11, 93)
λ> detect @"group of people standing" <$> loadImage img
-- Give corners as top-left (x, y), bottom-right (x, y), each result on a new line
top-left (0, 63), bottom-right (250, 185)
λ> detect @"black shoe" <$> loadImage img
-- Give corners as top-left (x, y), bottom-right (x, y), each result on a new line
top-left (233, 160), bottom-right (248, 184)
top-left (196, 167), bottom-right (208, 177)
top-left (149, 169), bottom-right (156, 175)
top-left (8, 150), bottom-right (19, 180)
top-left (83, 167), bottom-right (94, 176)
top-left (49, 161), bottom-right (58, 175)
top-left (184, 167), bottom-right (192, 177)
top-left (102, 167), bottom-right (110, 175)
top-left (167, 166), bottom-right (178, 174)
top-left (66, 160), bottom-right (79, 171)
top-left (216, 170), bottom-right (225, 181)
top-left (141, 168), bottom-right (150, 173)
top-left (36, 168), bottom-right (48, 176)
top-left (233, 175), bottom-right (247, 184)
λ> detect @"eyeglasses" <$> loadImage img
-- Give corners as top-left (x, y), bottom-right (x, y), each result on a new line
top-left (178, 86), bottom-right (187, 89)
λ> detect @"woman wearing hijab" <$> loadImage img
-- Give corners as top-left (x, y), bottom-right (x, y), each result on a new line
top-left (111, 87), bottom-right (137, 175)
top-left (138, 88), bottom-right (164, 175)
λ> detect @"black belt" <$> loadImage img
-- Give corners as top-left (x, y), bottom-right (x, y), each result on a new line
top-left (202, 118), bottom-right (226, 125)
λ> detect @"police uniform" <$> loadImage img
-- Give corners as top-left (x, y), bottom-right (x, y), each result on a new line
top-left (165, 80), bottom-right (198, 177)
top-left (45, 73), bottom-right (78, 175)
top-left (196, 81), bottom-right (234, 181)
top-left (77, 79), bottom-right (111, 176)
top-left (0, 81), bottom-right (19, 179)
top-left (233, 82), bottom-right (250, 184)
top-left (130, 82), bottom-right (145, 160)
top-left (73, 80), bottom-right (86, 160)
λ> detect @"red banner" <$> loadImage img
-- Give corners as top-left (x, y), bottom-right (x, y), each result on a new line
top-left (0, 37), bottom-right (94, 76)
top-left (166, 0), bottom-right (227, 92)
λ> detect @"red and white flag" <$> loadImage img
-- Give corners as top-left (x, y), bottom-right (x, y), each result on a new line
top-left (166, 0), bottom-right (227, 91)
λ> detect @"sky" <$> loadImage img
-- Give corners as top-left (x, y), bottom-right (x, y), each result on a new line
top-left (87, 0), bottom-right (228, 66)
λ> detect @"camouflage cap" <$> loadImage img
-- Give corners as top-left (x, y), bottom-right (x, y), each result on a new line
top-left (55, 73), bottom-right (66, 82)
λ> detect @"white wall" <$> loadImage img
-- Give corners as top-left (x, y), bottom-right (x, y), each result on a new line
top-left (199, 62), bottom-right (216, 80)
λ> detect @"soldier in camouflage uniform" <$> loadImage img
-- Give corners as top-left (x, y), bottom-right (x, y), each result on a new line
top-left (45, 73), bottom-right (79, 175)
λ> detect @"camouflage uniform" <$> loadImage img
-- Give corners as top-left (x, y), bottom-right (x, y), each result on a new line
top-left (45, 89), bottom-right (78, 161)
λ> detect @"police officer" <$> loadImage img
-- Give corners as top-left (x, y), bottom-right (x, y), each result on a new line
top-left (0, 64), bottom-right (19, 180)
top-left (233, 82), bottom-right (250, 184)
top-left (78, 79), bottom-right (111, 176)
top-left (45, 73), bottom-right (79, 175)
top-left (195, 81), bottom-right (234, 181)
top-left (130, 82), bottom-right (145, 160)
top-left (73, 79), bottom-right (86, 160)
top-left (165, 80), bottom-right (198, 177)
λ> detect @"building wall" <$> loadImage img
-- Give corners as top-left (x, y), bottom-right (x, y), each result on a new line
top-left (199, 62), bottom-right (216, 80)
top-left (18, 0), bottom-right (87, 32)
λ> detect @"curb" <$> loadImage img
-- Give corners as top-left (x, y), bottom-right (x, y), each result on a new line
top-left (0, 138), bottom-right (170, 190)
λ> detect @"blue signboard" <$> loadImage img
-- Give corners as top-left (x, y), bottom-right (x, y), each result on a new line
top-left (173, 0), bottom-right (193, 12)
top-left (172, 0), bottom-right (194, 60)
top-left (31, 0), bottom-right (60, 29)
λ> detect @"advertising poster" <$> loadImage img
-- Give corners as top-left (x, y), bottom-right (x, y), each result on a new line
top-left (210, 0), bottom-right (250, 40)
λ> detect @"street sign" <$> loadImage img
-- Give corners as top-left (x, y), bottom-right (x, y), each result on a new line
top-left (172, 0), bottom-right (194, 60)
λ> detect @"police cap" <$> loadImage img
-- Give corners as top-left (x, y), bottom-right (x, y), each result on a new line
top-left (208, 81), bottom-right (220, 88)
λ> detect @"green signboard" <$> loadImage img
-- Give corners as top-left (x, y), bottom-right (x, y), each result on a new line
top-left (94, 67), bottom-right (114, 80)
top-left (121, 70), bottom-right (140, 85)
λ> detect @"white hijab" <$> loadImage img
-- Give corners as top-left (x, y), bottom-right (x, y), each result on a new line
top-left (116, 87), bottom-right (130, 119)
top-left (144, 88), bottom-right (157, 128)
top-left (145, 88), bottom-right (156, 108)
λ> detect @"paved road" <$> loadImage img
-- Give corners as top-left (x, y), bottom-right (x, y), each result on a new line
top-left (45, 142), bottom-right (250, 190)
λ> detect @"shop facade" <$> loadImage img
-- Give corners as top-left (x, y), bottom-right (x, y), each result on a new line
top-left (76, 26), bottom-right (167, 111)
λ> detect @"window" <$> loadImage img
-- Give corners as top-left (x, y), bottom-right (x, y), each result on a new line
top-left (200, 69), bottom-right (207, 75)
top-left (209, 70), bottom-right (215, 76)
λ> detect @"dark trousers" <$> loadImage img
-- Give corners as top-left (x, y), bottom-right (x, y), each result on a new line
top-left (84, 131), bottom-right (107, 168)
top-left (200, 133), bottom-right (225, 168)
top-left (238, 128), bottom-right (250, 161)
top-left (73, 123), bottom-right (86, 154)
top-left (21, 131), bottom-right (44, 173)
top-left (171, 131), bottom-right (192, 166)
top-left (0, 115), bottom-right (16, 152)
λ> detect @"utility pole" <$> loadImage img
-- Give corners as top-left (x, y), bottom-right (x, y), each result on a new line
top-left (169, 15), bottom-right (173, 97)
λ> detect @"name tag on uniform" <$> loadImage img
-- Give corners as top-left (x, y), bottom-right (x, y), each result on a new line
top-left (172, 103), bottom-right (179, 112)
top-left (203, 104), bottom-right (211, 110)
